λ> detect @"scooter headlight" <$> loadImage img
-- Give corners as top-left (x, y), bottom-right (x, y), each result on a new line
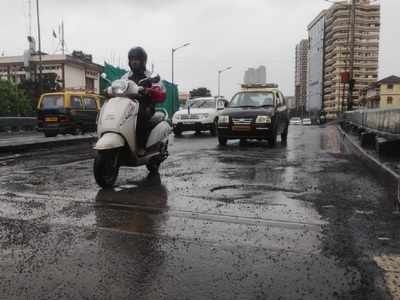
top-left (111, 80), bottom-right (128, 96)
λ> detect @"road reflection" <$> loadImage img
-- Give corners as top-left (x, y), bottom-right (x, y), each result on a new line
top-left (93, 173), bottom-right (169, 298)
top-left (95, 173), bottom-right (167, 207)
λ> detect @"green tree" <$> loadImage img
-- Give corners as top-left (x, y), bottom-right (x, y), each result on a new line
top-left (0, 80), bottom-right (34, 116)
top-left (19, 73), bottom-right (62, 109)
top-left (189, 87), bottom-right (212, 98)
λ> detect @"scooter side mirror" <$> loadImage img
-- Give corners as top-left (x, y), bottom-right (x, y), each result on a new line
top-left (151, 74), bottom-right (161, 84)
top-left (138, 77), bottom-right (152, 88)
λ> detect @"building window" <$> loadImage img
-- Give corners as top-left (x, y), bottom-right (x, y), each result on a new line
top-left (387, 84), bottom-right (394, 89)
top-left (86, 77), bottom-right (95, 91)
top-left (387, 96), bottom-right (393, 105)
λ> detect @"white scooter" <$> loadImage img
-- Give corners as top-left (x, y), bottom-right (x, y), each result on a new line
top-left (93, 74), bottom-right (171, 188)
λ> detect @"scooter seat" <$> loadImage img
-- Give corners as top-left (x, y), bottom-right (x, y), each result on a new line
top-left (149, 112), bottom-right (165, 130)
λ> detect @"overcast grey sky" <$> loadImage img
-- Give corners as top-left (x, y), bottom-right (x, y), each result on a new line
top-left (0, 0), bottom-right (398, 99)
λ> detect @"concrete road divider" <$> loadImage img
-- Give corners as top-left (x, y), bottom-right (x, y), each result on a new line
top-left (0, 132), bottom-right (97, 154)
top-left (0, 117), bottom-right (36, 132)
top-left (337, 125), bottom-right (400, 211)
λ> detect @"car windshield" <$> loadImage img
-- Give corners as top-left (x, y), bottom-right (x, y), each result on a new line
top-left (230, 92), bottom-right (274, 108)
top-left (188, 99), bottom-right (215, 109)
top-left (40, 95), bottom-right (64, 109)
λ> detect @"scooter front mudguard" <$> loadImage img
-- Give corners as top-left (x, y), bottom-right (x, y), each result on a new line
top-left (94, 133), bottom-right (125, 150)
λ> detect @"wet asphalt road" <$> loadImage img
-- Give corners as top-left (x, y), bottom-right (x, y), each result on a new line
top-left (0, 125), bottom-right (399, 299)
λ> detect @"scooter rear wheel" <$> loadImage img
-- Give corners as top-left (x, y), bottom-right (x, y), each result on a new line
top-left (94, 149), bottom-right (119, 188)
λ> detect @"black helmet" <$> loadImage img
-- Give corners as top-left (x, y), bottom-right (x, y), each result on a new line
top-left (128, 47), bottom-right (147, 73)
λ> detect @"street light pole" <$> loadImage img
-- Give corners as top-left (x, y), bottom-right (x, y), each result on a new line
top-left (171, 42), bottom-right (190, 85)
top-left (171, 43), bottom-right (190, 111)
top-left (217, 66), bottom-right (232, 98)
top-left (36, 0), bottom-right (43, 94)
top-left (218, 71), bottom-right (221, 98)
top-left (171, 48), bottom-right (174, 84)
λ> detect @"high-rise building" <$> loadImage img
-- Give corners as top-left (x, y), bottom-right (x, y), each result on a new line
top-left (243, 66), bottom-right (266, 85)
top-left (256, 65), bottom-right (266, 84)
top-left (323, 0), bottom-right (380, 118)
top-left (307, 11), bottom-right (326, 114)
top-left (295, 39), bottom-right (309, 116)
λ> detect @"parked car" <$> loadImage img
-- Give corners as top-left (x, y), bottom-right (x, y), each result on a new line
top-left (289, 117), bottom-right (302, 125)
top-left (217, 84), bottom-right (289, 146)
top-left (302, 118), bottom-right (312, 126)
top-left (172, 97), bottom-right (228, 136)
top-left (37, 91), bottom-right (103, 137)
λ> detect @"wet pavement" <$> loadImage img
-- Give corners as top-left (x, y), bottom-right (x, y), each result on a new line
top-left (0, 125), bottom-right (399, 299)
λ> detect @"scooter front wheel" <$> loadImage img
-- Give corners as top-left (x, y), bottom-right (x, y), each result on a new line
top-left (94, 149), bottom-right (120, 188)
top-left (146, 161), bottom-right (160, 174)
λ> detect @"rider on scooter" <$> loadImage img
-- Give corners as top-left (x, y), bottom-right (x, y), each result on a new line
top-left (126, 46), bottom-right (166, 156)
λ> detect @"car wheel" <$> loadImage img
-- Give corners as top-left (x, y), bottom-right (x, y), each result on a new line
top-left (210, 121), bottom-right (217, 136)
top-left (195, 129), bottom-right (201, 135)
top-left (281, 125), bottom-right (288, 143)
top-left (44, 131), bottom-right (57, 138)
top-left (173, 128), bottom-right (182, 137)
top-left (218, 136), bottom-right (227, 146)
top-left (239, 138), bottom-right (247, 146)
top-left (268, 129), bottom-right (277, 147)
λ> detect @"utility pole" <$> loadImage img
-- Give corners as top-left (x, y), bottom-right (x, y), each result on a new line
top-left (36, 0), bottom-right (43, 94)
top-left (28, 0), bottom-right (33, 36)
top-left (347, 0), bottom-right (356, 111)
top-left (61, 20), bottom-right (65, 54)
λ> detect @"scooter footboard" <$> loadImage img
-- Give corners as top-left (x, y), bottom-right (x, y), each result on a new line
top-left (94, 133), bottom-right (125, 150)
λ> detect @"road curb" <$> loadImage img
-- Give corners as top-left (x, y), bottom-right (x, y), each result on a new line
top-left (0, 136), bottom-right (96, 154)
top-left (336, 126), bottom-right (400, 209)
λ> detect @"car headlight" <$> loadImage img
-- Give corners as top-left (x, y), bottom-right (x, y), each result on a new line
top-left (200, 113), bottom-right (209, 119)
top-left (256, 116), bottom-right (272, 124)
top-left (174, 114), bottom-right (181, 120)
top-left (111, 80), bottom-right (128, 95)
top-left (218, 115), bottom-right (230, 124)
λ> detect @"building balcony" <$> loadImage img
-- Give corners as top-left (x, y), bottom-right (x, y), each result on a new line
top-left (355, 47), bottom-right (379, 53)
top-left (325, 40), bottom-right (349, 50)
top-left (325, 13), bottom-right (349, 24)
top-left (356, 10), bottom-right (380, 18)
top-left (354, 24), bottom-right (380, 32)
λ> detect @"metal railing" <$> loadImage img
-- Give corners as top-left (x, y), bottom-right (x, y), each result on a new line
top-left (343, 108), bottom-right (400, 139)
top-left (0, 117), bottom-right (37, 132)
